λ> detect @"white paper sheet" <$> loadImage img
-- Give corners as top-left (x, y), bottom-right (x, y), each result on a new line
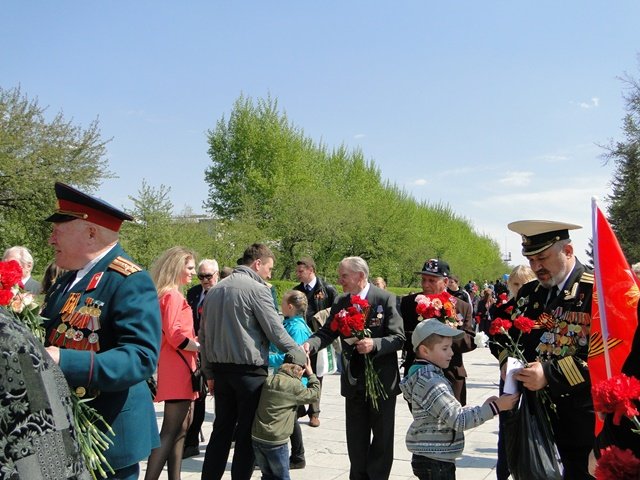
top-left (504, 357), bottom-right (525, 394)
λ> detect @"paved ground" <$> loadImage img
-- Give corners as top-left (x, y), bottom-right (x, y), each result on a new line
top-left (141, 346), bottom-right (503, 480)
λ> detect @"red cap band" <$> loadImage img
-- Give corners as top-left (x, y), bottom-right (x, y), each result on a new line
top-left (58, 199), bottom-right (125, 232)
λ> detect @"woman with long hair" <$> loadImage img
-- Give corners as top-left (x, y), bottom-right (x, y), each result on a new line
top-left (145, 247), bottom-right (199, 480)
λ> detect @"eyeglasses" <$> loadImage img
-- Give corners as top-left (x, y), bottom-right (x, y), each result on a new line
top-left (198, 273), bottom-right (216, 280)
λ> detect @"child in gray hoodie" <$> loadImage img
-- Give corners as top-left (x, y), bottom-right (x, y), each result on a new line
top-left (400, 319), bottom-right (519, 480)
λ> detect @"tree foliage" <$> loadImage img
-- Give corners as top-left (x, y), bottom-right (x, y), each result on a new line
top-left (0, 86), bottom-right (112, 272)
top-left (204, 95), bottom-right (508, 285)
top-left (605, 68), bottom-right (640, 264)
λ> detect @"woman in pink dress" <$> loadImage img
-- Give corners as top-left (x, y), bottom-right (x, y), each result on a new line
top-left (145, 246), bottom-right (199, 480)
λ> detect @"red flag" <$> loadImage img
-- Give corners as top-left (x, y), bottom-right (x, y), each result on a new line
top-left (589, 199), bottom-right (639, 433)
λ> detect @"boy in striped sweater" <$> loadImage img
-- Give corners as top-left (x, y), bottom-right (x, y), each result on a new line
top-left (400, 319), bottom-right (519, 480)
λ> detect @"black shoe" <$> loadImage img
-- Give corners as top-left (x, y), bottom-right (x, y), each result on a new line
top-left (289, 460), bottom-right (306, 469)
top-left (182, 445), bottom-right (200, 459)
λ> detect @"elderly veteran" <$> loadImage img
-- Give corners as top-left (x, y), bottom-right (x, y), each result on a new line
top-left (43, 182), bottom-right (161, 480)
top-left (506, 220), bottom-right (595, 480)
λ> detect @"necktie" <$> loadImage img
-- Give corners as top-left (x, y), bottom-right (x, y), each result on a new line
top-left (305, 284), bottom-right (312, 292)
top-left (547, 286), bottom-right (559, 306)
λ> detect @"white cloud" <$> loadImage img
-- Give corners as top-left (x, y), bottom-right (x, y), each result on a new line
top-left (354, 133), bottom-right (366, 139)
top-left (414, 178), bottom-right (427, 186)
top-left (578, 97), bottom-right (600, 109)
top-left (498, 171), bottom-right (534, 187)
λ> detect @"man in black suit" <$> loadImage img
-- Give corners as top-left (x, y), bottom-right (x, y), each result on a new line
top-left (304, 256), bottom-right (405, 480)
top-left (400, 259), bottom-right (476, 405)
top-left (293, 256), bottom-right (338, 427)
top-left (183, 258), bottom-right (219, 458)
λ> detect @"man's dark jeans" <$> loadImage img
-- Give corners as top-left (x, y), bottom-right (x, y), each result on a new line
top-left (411, 454), bottom-right (456, 480)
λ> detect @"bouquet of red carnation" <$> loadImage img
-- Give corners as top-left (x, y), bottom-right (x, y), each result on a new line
top-left (596, 445), bottom-right (640, 480)
top-left (330, 295), bottom-right (387, 410)
top-left (414, 291), bottom-right (460, 327)
top-left (489, 315), bottom-right (535, 367)
top-left (592, 373), bottom-right (640, 431)
top-left (0, 260), bottom-right (115, 479)
top-left (0, 260), bottom-right (45, 341)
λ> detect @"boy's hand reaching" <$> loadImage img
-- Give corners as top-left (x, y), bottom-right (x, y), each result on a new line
top-left (304, 353), bottom-right (314, 376)
top-left (494, 393), bottom-right (520, 412)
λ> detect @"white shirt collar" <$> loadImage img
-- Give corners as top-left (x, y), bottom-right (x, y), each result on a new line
top-left (306, 277), bottom-right (317, 290)
top-left (70, 244), bottom-right (117, 289)
top-left (356, 283), bottom-right (371, 299)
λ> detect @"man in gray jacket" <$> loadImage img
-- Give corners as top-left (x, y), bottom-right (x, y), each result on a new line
top-left (199, 243), bottom-right (299, 480)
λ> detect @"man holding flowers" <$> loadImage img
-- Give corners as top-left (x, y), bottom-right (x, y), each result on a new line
top-left (304, 256), bottom-right (404, 480)
top-left (400, 259), bottom-right (476, 405)
top-left (506, 220), bottom-right (595, 479)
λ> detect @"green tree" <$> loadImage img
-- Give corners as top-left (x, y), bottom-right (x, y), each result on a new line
top-left (204, 94), bottom-right (508, 284)
top-left (604, 69), bottom-right (640, 263)
top-left (0, 86), bottom-right (112, 272)
top-left (120, 180), bottom-right (175, 269)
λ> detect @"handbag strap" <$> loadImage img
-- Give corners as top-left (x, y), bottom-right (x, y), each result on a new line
top-left (176, 348), bottom-right (196, 375)
top-left (162, 329), bottom-right (197, 375)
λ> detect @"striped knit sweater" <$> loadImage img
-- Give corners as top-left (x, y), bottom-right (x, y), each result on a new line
top-left (399, 359), bottom-right (496, 463)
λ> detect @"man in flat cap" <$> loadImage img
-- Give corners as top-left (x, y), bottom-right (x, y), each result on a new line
top-left (400, 258), bottom-right (475, 404)
top-left (42, 182), bottom-right (161, 480)
top-left (505, 220), bottom-right (594, 479)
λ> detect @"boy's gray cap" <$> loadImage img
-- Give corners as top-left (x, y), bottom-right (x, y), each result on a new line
top-left (412, 319), bottom-right (463, 351)
top-left (284, 348), bottom-right (307, 367)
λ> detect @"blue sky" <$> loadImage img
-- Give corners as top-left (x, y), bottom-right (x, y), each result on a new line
top-left (3, 2), bottom-right (639, 265)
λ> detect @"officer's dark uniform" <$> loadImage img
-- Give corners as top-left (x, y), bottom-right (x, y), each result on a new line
top-left (43, 182), bottom-right (161, 479)
top-left (504, 220), bottom-right (595, 480)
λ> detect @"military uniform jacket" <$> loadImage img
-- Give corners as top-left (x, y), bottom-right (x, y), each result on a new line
top-left (43, 243), bottom-right (162, 470)
top-left (503, 259), bottom-right (594, 449)
top-left (306, 285), bottom-right (405, 398)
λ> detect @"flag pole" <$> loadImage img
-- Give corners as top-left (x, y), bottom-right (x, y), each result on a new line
top-left (592, 196), bottom-right (612, 378)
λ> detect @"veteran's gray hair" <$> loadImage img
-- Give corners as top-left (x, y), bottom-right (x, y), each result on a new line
top-left (340, 256), bottom-right (369, 279)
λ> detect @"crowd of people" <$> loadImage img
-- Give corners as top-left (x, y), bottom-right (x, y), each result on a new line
top-left (1, 182), bottom-right (638, 480)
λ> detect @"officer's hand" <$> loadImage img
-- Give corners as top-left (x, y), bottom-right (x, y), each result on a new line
top-left (302, 342), bottom-right (310, 353)
top-left (45, 346), bottom-right (60, 364)
top-left (355, 338), bottom-right (374, 354)
top-left (207, 379), bottom-right (214, 393)
top-left (513, 362), bottom-right (548, 391)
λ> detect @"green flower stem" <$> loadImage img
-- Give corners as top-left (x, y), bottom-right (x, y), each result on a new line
top-left (364, 354), bottom-right (388, 411)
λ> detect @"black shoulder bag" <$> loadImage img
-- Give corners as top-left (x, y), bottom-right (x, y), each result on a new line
top-left (176, 350), bottom-right (207, 398)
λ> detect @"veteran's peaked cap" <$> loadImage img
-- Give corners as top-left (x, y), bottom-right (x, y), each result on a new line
top-left (46, 182), bottom-right (133, 232)
top-left (507, 220), bottom-right (581, 256)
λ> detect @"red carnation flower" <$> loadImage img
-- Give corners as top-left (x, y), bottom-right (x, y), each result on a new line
top-left (592, 374), bottom-right (640, 425)
top-left (596, 445), bottom-right (640, 480)
top-left (513, 316), bottom-right (535, 334)
top-left (0, 259), bottom-right (23, 291)
top-left (0, 289), bottom-right (13, 306)
top-left (489, 318), bottom-right (512, 336)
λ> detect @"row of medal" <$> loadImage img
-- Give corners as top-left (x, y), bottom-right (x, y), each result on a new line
top-left (48, 293), bottom-right (104, 351)
top-left (535, 311), bottom-right (590, 360)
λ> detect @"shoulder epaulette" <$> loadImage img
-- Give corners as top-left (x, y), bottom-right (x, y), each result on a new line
top-left (580, 272), bottom-right (594, 284)
top-left (109, 256), bottom-right (142, 276)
